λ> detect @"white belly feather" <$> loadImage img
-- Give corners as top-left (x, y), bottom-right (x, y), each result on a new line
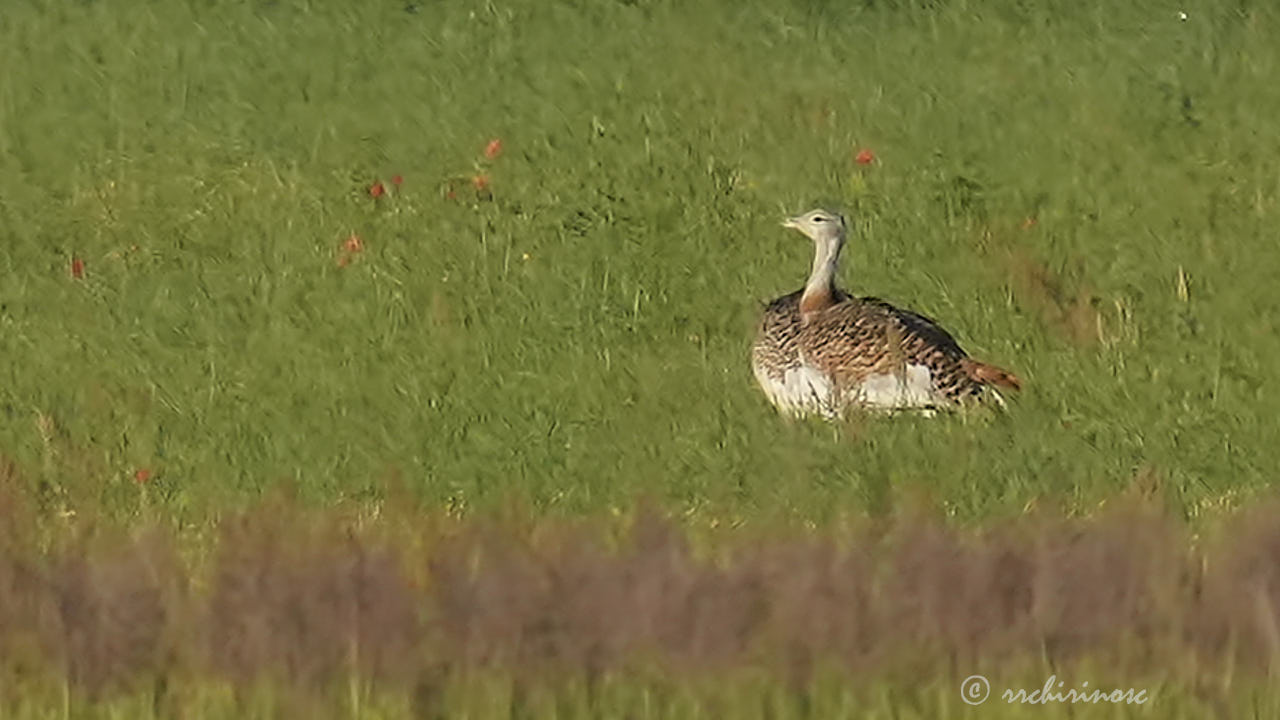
top-left (754, 359), bottom-right (943, 417)
top-left (753, 361), bottom-right (838, 418)
top-left (853, 364), bottom-right (941, 409)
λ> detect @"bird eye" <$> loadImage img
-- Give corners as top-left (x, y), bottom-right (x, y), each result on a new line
top-left (812, 215), bottom-right (826, 223)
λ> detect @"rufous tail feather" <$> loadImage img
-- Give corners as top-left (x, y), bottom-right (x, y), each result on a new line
top-left (963, 359), bottom-right (1023, 391)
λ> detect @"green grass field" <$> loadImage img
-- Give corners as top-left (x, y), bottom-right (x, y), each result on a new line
top-left (4, 0), bottom-right (1277, 524)
top-left (1, 0), bottom-right (1278, 715)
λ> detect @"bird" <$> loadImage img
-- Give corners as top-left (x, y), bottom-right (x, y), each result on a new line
top-left (751, 208), bottom-right (1021, 418)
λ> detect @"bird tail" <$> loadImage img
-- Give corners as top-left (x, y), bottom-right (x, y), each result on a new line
top-left (963, 359), bottom-right (1023, 391)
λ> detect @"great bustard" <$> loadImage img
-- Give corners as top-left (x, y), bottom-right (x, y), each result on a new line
top-left (751, 209), bottom-right (1021, 418)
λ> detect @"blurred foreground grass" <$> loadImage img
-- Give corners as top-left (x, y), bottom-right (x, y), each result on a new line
top-left (2, 482), bottom-right (1280, 719)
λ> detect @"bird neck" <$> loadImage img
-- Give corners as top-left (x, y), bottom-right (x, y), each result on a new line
top-left (800, 234), bottom-right (844, 317)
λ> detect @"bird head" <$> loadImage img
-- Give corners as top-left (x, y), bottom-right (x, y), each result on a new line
top-left (782, 209), bottom-right (847, 245)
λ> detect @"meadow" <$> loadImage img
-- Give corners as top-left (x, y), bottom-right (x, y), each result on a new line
top-left (1, 0), bottom-right (1278, 715)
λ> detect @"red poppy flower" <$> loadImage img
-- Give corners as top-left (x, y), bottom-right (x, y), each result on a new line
top-left (70, 256), bottom-right (85, 279)
top-left (484, 138), bottom-right (503, 159)
top-left (134, 468), bottom-right (152, 484)
top-left (472, 174), bottom-right (490, 191)
top-left (855, 148), bottom-right (876, 165)
top-left (343, 233), bottom-right (364, 253)
top-left (369, 182), bottom-right (385, 198)
top-left (392, 174), bottom-right (403, 187)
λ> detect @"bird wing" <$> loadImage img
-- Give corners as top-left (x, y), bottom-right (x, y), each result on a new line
top-left (798, 296), bottom-right (981, 403)
top-left (856, 296), bottom-right (969, 360)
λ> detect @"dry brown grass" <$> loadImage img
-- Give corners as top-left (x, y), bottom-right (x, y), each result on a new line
top-left (2, 468), bottom-right (1280, 710)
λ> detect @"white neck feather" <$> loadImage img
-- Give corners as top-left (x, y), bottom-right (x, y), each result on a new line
top-left (802, 233), bottom-right (844, 302)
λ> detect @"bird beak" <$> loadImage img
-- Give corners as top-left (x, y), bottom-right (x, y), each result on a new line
top-left (781, 216), bottom-right (800, 230)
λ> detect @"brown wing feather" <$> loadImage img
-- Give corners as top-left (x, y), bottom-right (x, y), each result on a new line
top-left (751, 290), bottom-right (804, 382)
top-left (798, 296), bottom-right (999, 405)
top-left (753, 288), bottom-right (852, 379)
